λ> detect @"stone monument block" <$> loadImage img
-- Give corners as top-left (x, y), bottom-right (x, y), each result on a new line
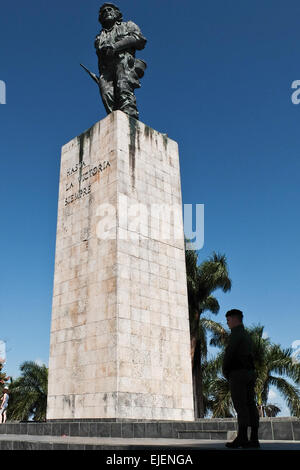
top-left (47, 111), bottom-right (194, 420)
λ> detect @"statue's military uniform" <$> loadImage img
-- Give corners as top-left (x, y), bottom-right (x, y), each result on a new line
top-left (95, 20), bottom-right (147, 119)
top-left (222, 324), bottom-right (259, 430)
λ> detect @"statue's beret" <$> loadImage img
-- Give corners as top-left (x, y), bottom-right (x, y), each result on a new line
top-left (99, 3), bottom-right (122, 19)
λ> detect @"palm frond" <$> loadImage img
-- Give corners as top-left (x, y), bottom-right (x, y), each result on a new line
top-left (7, 361), bottom-right (48, 422)
top-left (199, 296), bottom-right (220, 315)
top-left (267, 345), bottom-right (300, 382)
top-left (209, 377), bottom-right (234, 417)
top-left (201, 318), bottom-right (229, 348)
top-left (268, 376), bottom-right (300, 417)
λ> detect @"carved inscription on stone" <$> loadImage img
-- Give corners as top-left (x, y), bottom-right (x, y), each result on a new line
top-left (64, 159), bottom-right (110, 206)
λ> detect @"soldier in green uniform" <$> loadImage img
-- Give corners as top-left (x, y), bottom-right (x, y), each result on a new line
top-left (222, 309), bottom-right (260, 449)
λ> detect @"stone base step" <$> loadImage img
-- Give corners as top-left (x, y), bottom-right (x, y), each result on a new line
top-left (0, 434), bottom-right (228, 451)
top-left (0, 419), bottom-right (299, 441)
top-left (1, 434), bottom-right (300, 452)
top-left (178, 430), bottom-right (237, 440)
top-left (0, 421), bottom-right (237, 440)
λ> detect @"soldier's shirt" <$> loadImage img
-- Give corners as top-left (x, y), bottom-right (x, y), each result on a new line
top-left (95, 21), bottom-right (146, 68)
top-left (222, 324), bottom-right (255, 379)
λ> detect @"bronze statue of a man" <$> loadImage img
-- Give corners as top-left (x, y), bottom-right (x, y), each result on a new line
top-left (94, 3), bottom-right (147, 120)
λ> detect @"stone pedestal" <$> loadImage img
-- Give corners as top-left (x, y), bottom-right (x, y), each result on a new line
top-left (47, 111), bottom-right (194, 420)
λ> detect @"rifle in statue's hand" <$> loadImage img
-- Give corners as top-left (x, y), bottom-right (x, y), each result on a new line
top-left (80, 64), bottom-right (99, 85)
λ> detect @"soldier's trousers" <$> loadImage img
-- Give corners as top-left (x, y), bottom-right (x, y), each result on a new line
top-left (99, 54), bottom-right (140, 120)
top-left (229, 369), bottom-right (259, 429)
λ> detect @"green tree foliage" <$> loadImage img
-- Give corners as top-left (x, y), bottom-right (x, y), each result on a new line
top-left (206, 323), bottom-right (300, 418)
top-left (185, 243), bottom-right (232, 418)
top-left (8, 361), bottom-right (48, 422)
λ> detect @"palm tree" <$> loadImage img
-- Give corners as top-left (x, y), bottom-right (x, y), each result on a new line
top-left (185, 244), bottom-right (232, 418)
top-left (264, 404), bottom-right (281, 417)
top-left (197, 318), bottom-right (232, 417)
top-left (8, 361), bottom-right (48, 422)
top-left (206, 323), bottom-right (300, 418)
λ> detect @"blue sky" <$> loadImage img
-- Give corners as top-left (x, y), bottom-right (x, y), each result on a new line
top-left (1, 0), bottom-right (300, 415)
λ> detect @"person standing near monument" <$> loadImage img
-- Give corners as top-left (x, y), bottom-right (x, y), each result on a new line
top-left (222, 309), bottom-right (260, 449)
top-left (94, 3), bottom-right (147, 120)
top-left (0, 388), bottom-right (9, 424)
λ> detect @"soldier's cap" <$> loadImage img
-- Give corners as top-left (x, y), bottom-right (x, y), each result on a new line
top-left (99, 3), bottom-right (123, 21)
top-left (225, 309), bottom-right (243, 319)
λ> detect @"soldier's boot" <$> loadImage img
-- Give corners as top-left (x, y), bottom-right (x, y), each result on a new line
top-left (246, 425), bottom-right (260, 448)
top-left (225, 425), bottom-right (249, 449)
